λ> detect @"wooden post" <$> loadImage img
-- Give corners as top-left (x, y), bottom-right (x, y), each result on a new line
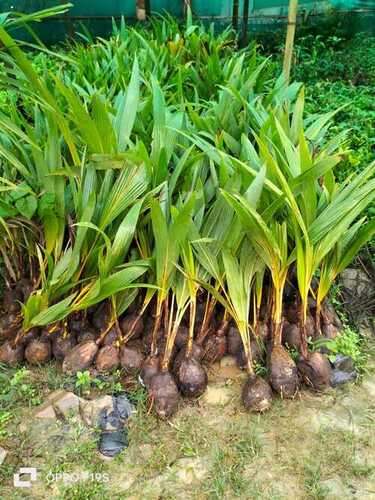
top-left (283, 0), bottom-right (298, 84)
top-left (232, 0), bottom-right (239, 32)
top-left (136, 0), bottom-right (146, 21)
top-left (241, 0), bottom-right (250, 47)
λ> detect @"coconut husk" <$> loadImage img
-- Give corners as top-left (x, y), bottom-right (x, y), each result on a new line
top-left (68, 313), bottom-right (87, 333)
top-left (242, 375), bottom-right (273, 412)
top-left (140, 356), bottom-right (160, 389)
top-left (227, 327), bottom-right (242, 356)
top-left (175, 326), bottom-right (189, 349)
top-left (15, 278), bottom-right (33, 303)
top-left (149, 372), bottom-right (180, 418)
top-left (306, 314), bottom-right (317, 340)
top-left (237, 340), bottom-right (264, 369)
top-left (176, 358), bottom-right (208, 398)
top-left (120, 314), bottom-right (144, 340)
top-left (297, 352), bottom-right (332, 390)
top-left (91, 302), bottom-right (111, 331)
top-left (0, 313), bottom-right (21, 340)
top-left (322, 323), bottom-right (340, 340)
top-left (120, 345), bottom-right (144, 374)
top-left (284, 302), bottom-right (299, 324)
top-left (102, 327), bottom-right (120, 346)
top-left (0, 340), bottom-right (24, 365)
top-left (96, 345), bottom-right (120, 372)
top-left (2, 289), bottom-right (20, 314)
top-left (62, 340), bottom-right (98, 375)
top-left (52, 335), bottom-right (77, 361)
top-left (173, 343), bottom-right (204, 374)
top-left (203, 333), bottom-right (227, 363)
top-left (21, 328), bottom-right (40, 346)
top-left (40, 323), bottom-right (64, 342)
top-left (282, 322), bottom-right (301, 349)
top-left (77, 328), bottom-right (98, 344)
top-left (321, 303), bottom-right (342, 328)
top-left (25, 339), bottom-right (51, 365)
top-left (142, 328), bottom-right (164, 355)
top-left (268, 345), bottom-right (298, 398)
top-left (258, 322), bottom-right (270, 343)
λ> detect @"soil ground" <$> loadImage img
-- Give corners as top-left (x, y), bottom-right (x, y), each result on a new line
top-left (1, 351), bottom-right (375, 500)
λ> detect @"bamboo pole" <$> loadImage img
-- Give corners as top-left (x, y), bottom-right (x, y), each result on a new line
top-left (283, 0), bottom-right (298, 84)
top-left (241, 0), bottom-right (250, 47)
top-left (136, 0), bottom-right (146, 21)
top-left (232, 0), bottom-right (239, 32)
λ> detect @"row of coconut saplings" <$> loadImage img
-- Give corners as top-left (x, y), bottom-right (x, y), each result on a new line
top-left (0, 277), bottom-right (342, 417)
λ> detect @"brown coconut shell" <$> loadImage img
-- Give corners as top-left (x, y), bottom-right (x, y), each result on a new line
top-left (40, 323), bottom-right (64, 342)
top-left (258, 322), bottom-right (270, 343)
top-left (236, 340), bottom-right (264, 369)
top-left (2, 288), bottom-right (19, 313)
top-left (173, 343), bottom-right (204, 374)
top-left (321, 303), bottom-right (342, 328)
top-left (322, 323), bottom-right (340, 340)
top-left (268, 345), bottom-right (298, 398)
top-left (120, 314), bottom-right (144, 340)
top-left (282, 322), bottom-right (301, 349)
top-left (102, 327), bottom-right (120, 346)
top-left (52, 335), bottom-right (77, 361)
top-left (62, 340), bottom-right (98, 375)
top-left (77, 328), bottom-right (97, 344)
top-left (96, 345), bottom-right (120, 372)
top-left (21, 328), bottom-right (40, 346)
top-left (25, 339), bottom-right (51, 365)
top-left (284, 302), bottom-right (299, 324)
top-left (68, 313), bottom-right (87, 333)
top-left (174, 326), bottom-right (189, 349)
top-left (0, 340), bottom-right (24, 365)
top-left (91, 303), bottom-right (111, 331)
top-left (306, 314), bottom-right (317, 340)
top-left (203, 333), bottom-right (227, 364)
top-left (140, 356), bottom-right (160, 389)
top-left (177, 358), bottom-right (208, 398)
top-left (0, 313), bottom-right (21, 340)
top-left (149, 372), bottom-right (179, 418)
top-left (297, 352), bottom-right (332, 390)
top-left (242, 375), bottom-right (273, 412)
top-left (227, 327), bottom-right (242, 356)
top-left (142, 328), bottom-right (164, 355)
top-left (120, 345), bottom-right (144, 374)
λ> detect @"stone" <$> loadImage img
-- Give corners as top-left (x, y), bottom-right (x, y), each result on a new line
top-left (331, 369), bottom-right (357, 387)
top-left (340, 268), bottom-right (372, 296)
top-left (80, 395), bottom-right (113, 427)
top-left (34, 402), bottom-right (57, 420)
top-left (52, 391), bottom-right (82, 419)
top-left (0, 446), bottom-right (7, 465)
top-left (203, 385), bottom-right (232, 406)
top-left (331, 354), bottom-right (355, 372)
top-left (174, 457), bottom-right (209, 484)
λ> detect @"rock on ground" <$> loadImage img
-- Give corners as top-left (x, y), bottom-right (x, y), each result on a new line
top-left (0, 446), bottom-right (7, 465)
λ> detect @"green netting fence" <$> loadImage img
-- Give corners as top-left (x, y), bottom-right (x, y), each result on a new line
top-left (1, 0), bottom-right (374, 44)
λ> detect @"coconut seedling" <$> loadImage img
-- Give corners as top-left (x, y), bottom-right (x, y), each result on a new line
top-left (222, 167), bottom-right (299, 398)
top-left (174, 238), bottom-right (208, 397)
top-left (268, 92), bottom-right (375, 389)
top-left (149, 273), bottom-right (190, 418)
